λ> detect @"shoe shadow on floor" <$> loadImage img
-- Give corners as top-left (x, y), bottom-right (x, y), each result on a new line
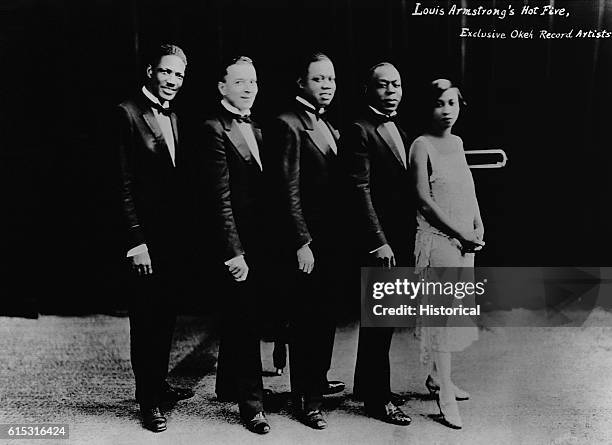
top-left (161, 326), bottom-right (219, 408)
top-left (68, 399), bottom-right (141, 422)
top-left (258, 391), bottom-right (351, 415)
top-left (321, 393), bottom-right (350, 410)
top-left (262, 390), bottom-right (291, 413)
top-left (167, 331), bottom-right (218, 385)
top-left (403, 391), bottom-right (436, 402)
top-left (349, 391), bottom-right (434, 404)
top-left (427, 412), bottom-right (461, 429)
top-left (192, 398), bottom-right (244, 426)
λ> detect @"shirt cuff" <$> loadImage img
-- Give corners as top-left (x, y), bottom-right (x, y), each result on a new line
top-left (299, 241), bottom-right (311, 250)
top-left (127, 244), bottom-right (148, 257)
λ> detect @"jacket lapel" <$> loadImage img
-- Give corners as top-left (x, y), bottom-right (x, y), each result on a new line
top-left (141, 109), bottom-right (174, 166)
top-left (220, 114), bottom-right (259, 169)
top-left (376, 123), bottom-right (406, 168)
top-left (297, 108), bottom-right (333, 158)
top-left (142, 109), bottom-right (163, 141)
top-left (329, 123), bottom-right (340, 143)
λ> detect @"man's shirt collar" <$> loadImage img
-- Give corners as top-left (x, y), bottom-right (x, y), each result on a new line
top-left (296, 96), bottom-right (318, 112)
top-left (221, 99), bottom-right (250, 117)
top-left (142, 86), bottom-right (169, 109)
top-left (369, 105), bottom-right (397, 119)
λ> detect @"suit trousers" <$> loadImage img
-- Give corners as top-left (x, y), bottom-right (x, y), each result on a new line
top-left (128, 271), bottom-right (177, 408)
top-left (353, 242), bottom-right (413, 406)
top-left (353, 324), bottom-right (394, 404)
top-left (215, 260), bottom-right (265, 419)
top-left (288, 240), bottom-right (339, 411)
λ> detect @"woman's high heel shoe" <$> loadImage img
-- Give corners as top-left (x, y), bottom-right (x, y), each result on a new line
top-left (425, 375), bottom-right (439, 396)
top-left (426, 375), bottom-right (470, 401)
top-left (435, 386), bottom-right (463, 429)
top-left (452, 385), bottom-right (470, 401)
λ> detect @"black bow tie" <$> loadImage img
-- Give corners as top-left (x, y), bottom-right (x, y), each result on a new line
top-left (306, 106), bottom-right (326, 121)
top-left (379, 114), bottom-right (397, 123)
top-left (298, 101), bottom-right (326, 120)
top-left (151, 102), bottom-right (173, 116)
top-left (234, 114), bottom-right (252, 124)
top-left (313, 108), bottom-right (327, 121)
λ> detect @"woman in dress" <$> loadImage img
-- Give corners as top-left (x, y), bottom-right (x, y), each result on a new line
top-left (408, 79), bottom-right (483, 429)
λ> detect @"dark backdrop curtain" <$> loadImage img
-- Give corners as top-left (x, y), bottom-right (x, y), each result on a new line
top-left (1, 0), bottom-right (609, 314)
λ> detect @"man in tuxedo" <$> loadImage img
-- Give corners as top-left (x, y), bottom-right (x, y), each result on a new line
top-left (117, 44), bottom-right (194, 433)
top-left (341, 62), bottom-right (414, 426)
top-left (201, 56), bottom-right (269, 434)
top-left (266, 52), bottom-right (345, 430)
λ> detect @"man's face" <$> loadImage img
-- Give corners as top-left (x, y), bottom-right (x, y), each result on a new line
top-left (369, 64), bottom-right (402, 114)
top-left (146, 55), bottom-right (186, 103)
top-left (298, 59), bottom-right (336, 108)
top-left (218, 63), bottom-right (258, 112)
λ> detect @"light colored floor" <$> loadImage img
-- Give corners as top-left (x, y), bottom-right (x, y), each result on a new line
top-left (1, 311), bottom-right (612, 445)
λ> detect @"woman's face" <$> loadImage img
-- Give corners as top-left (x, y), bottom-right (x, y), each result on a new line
top-left (432, 88), bottom-right (460, 130)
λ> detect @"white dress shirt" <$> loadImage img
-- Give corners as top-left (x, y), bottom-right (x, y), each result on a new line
top-left (368, 105), bottom-right (406, 168)
top-left (220, 99), bottom-right (262, 170)
top-left (142, 86), bottom-right (176, 166)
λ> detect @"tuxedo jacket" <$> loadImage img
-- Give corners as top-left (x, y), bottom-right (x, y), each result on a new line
top-left (201, 107), bottom-right (266, 262)
top-left (340, 107), bottom-right (415, 263)
top-left (117, 93), bottom-right (186, 261)
top-left (266, 105), bottom-right (342, 250)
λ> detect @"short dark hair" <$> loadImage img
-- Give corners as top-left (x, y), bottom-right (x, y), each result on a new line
top-left (146, 43), bottom-right (187, 68)
top-left (415, 78), bottom-right (467, 132)
top-left (364, 61), bottom-right (397, 92)
top-left (218, 55), bottom-right (254, 82)
top-left (425, 78), bottom-right (467, 110)
top-left (297, 52), bottom-right (332, 82)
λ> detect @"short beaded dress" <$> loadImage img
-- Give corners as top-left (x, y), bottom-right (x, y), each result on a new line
top-left (409, 134), bottom-right (479, 365)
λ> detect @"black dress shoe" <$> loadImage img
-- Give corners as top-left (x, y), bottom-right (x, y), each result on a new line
top-left (161, 385), bottom-right (195, 403)
top-left (426, 375), bottom-right (470, 401)
top-left (140, 406), bottom-right (167, 432)
top-left (365, 401), bottom-right (411, 426)
top-left (324, 380), bottom-right (345, 395)
top-left (303, 410), bottom-right (327, 430)
top-left (244, 412), bottom-right (270, 434)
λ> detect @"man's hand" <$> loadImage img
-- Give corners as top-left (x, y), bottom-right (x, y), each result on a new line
top-left (130, 251), bottom-right (153, 276)
top-left (297, 244), bottom-right (315, 274)
top-left (226, 255), bottom-right (249, 282)
top-left (373, 244), bottom-right (395, 268)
